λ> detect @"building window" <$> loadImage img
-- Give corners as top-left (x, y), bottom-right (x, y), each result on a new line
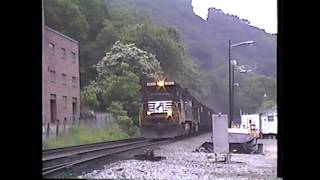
top-left (71, 51), bottom-right (76, 63)
top-left (72, 76), bottom-right (77, 87)
top-left (50, 94), bottom-right (56, 100)
top-left (61, 48), bottom-right (66, 59)
top-left (50, 70), bottom-right (56, 83)
top-left (267, 115), bottom-right (274, 121)
top-left (49, 42), bottom-right (55, 55)
top-left (62, 73), bottom-right (67, 85)
top-left (62, 96), bottom-right (67, 109)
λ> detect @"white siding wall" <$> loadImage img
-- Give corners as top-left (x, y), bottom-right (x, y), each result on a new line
top-left (260, 108), bottom-right (277, 134)
top-left (240, 114), bottom-right (260, 131)
top-left (261, 114), bottom-right (277, 134)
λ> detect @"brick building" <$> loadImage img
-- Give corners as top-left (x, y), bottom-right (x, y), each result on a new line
top-left (42, 26), bottom-right (80, 124)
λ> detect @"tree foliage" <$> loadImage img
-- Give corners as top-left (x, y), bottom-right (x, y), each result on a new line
top-left (44, 0), bottom-right (150, 87)
top-left (44, 0), bottom-right (89, 42)
top-left (102, 72), bottom-right (141, 123)
top-left (80, 86), bottom-right (99, 109)
top-left (236, 75), bottom-right (277, 114)
top-left (120, 23), bottom-right (187, 78)
top-left (119, 23), bottom-right (209, 98)
top-left (71, 0), bottom-right (108, 41)
top-left (105, 0), bottom-right (277, 114)
top-left (44, 0), bottom-right (277, 119)
top-left (107, 101), bottom-right (127, 117)
top-left (87, 41), bottom-right (164, 128)
top-left (257, 99), bottom-right (277, 113)
top-left (96, 41), bottom-right (163, 81)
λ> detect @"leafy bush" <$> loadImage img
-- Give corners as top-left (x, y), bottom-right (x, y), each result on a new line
top-left (107, 101), bottom-right (137, 135)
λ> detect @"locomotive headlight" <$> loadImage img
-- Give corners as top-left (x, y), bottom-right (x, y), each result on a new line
top-left (156, 80), bottom-right (165, 87)
top-left (147, 111), bottom-right (151, 115)
top-left (166, 110), bottom-right (172, 118)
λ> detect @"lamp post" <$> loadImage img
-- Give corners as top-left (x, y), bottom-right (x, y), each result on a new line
top-left (228, 40), bottom-right (254, 128)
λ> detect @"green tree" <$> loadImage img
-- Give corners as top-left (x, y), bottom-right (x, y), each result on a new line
top-left (80, 86), bottom-right (99, 118)
top-left (120, 23), bottom-right (208, 98)
top-left (237, 75), bottom-right (276, 113)
top-left (200, 67), bottom-right (228, 113)
top-left (107, 101), bottom-right (135, 136)
top-left (44, 0), bottom-right (89, 42)
top-left (87, 41), bottom-right (164, 127)
top-left (102, 72), bottom-right (140, 122)
top-left (71, 0), bottom-right (108, 41)
top-left (45, 0), bottom-right (277, 114)
top-left (95, 41), bottom-right (163, 81)
top-left (80, 86), bottom-right (99, 109)
top-left (107, 101), bottom-right (127, 117)
top-left (79, 19), bottom-right (120, 85)
top-left (108, 6), bottom-right (150, 30)
top-left (257, 99), bottom-right (277, 113)
top-left (120, 23), bottom-right (185, 77)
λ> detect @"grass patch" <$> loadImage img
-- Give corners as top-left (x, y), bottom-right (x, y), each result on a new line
top-left (43, 123), bottom-right (139, 150)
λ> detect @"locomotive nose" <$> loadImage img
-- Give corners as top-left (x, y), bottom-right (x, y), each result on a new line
top-left (141, 124), bottom-right (179, 138)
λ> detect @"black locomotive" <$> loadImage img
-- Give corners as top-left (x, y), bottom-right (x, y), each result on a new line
top-left (139, 79), bottom-right (214, 138)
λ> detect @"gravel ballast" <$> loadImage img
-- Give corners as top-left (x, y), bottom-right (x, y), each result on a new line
top-left (80, 133), bottom-right (278, 179)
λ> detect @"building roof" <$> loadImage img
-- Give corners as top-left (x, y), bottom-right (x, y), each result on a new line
top-left (44, 26), bottom-right (79, 44)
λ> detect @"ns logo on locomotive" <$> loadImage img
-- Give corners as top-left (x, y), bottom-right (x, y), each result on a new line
top-left (139, 79), bottom-right (214, 139)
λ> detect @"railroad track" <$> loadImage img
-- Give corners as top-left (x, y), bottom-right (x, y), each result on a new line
top-left (42, 137), bottom-right (172, 178)
top-left (43, 137), bottom-right (145, 161)
top-left (42, 131), bottom-right (208, 178)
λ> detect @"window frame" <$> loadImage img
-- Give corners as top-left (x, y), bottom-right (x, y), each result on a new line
top-left (72, 76), bottom-right (77, 87)
top-left (62, 73), bottom-right (67, 85)
top-left (267, 115), bottom-right (274, 121)
top-left (62, 96), bottom-right (67, 109)
top-left (61, 48), bottom-right (66, 59)
top-left (49, 42), bottom-right (55, 56)
top-left (50, 70), bottom-right (56, 83)
top-left (71, 51), bottom-right (76, 63)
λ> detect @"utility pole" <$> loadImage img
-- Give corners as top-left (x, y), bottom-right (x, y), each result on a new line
top-left (228, 40), bottom-right (254, 128)
top-left (228, 40), bottom-right (233, 128)
top-left (42, 0), bottom-right (45, 124)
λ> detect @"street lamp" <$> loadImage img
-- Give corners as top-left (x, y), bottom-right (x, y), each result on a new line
top-left (231, 41), bottom-right (255, 47)
top-left (228, 40), bottom-right (255, 128)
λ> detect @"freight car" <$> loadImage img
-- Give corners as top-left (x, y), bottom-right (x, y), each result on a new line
top-left (139, 79), bottom-right (214, 138)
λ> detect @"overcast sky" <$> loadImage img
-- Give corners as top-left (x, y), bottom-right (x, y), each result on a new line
top-left (191, 0), bottom-right (277, 34)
